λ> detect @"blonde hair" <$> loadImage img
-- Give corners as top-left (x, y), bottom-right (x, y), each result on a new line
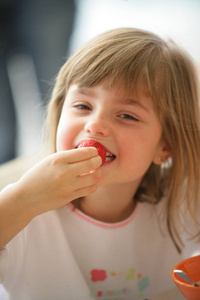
top-left (44, 28), bottom-right (200, 252)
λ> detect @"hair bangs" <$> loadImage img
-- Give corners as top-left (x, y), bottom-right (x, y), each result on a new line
top-left (65, 29), bottom-right (164, 98)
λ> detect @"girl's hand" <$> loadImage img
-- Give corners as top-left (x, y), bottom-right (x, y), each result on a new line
top-left (0, 147), bottom-right (102, 248)
top-left (17, 147), bottom-right (102, 217)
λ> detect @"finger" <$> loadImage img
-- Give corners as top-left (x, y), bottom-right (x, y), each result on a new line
top-left (71, 156), bottom-right (102, 176)
top-left (63, 147), bottom-right (99, 164)
top-left (73, 183), bottom-right (99, 199)
top-left (75, 168), bottom-right (101, 189)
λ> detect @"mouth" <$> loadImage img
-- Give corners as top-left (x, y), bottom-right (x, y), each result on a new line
top-left (106, 152), bottom-right (116, 162)
top-left (75, 139), bottom-right (116, 164)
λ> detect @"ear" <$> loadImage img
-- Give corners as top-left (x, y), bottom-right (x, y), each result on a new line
top-left (153, 141), bottom-right (171, 165)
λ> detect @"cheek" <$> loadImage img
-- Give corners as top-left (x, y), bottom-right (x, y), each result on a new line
top-left (118, 132), bottom-right (157, 167)
top-left (56, 119), bottom-right (75, 152)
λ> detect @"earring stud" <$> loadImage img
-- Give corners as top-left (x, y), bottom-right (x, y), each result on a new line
top-left (159, 156), bottom-right (162, 163)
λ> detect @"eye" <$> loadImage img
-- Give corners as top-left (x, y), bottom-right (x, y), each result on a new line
top-left (73, 104), bottom-right (91, 111)
top-left (120, 114), bottom-right (139, 122)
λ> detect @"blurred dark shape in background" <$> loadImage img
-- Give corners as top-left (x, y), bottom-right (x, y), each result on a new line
top-left (0, 0), bottom-right (76, 164)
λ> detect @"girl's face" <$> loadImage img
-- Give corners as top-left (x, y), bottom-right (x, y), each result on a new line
top-left (56, 83), bottom-right (170, 187)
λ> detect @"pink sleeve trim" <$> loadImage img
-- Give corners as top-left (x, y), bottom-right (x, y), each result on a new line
top-left (66, 202), bottom-right (140, 229)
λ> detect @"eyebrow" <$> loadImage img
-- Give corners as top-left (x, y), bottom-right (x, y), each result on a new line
top-left (71, 87), bottom-right (149, 113)
top-left (115, 98), bottom-right (149, 113)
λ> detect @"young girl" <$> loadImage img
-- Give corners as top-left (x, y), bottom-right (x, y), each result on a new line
top-left (0, 28), bottom-right (200, 300)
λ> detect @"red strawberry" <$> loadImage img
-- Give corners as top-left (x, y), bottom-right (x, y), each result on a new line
top-left (78, 140), bottom-right (106, 165)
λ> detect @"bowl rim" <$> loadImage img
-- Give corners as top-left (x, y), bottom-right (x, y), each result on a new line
top-left (171, 255), bottom-right (200, 289)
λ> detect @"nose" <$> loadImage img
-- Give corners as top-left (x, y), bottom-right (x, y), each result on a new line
top-left (84, 114), bottom-right (110, 137)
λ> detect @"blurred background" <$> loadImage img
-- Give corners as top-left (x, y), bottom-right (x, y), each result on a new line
top-left (0, 0), bottom-right (200, 166)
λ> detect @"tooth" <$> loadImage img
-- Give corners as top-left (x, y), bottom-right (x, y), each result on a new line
top-left (106, 157), bottom-right (112, 162)
top-left (106, 152), bottom-right (113, 157)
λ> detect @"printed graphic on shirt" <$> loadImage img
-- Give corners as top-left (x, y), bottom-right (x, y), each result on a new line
top-left (89, 267), bottom-right (149, 299)
top-left (91, 269), bottom-right (107, 282)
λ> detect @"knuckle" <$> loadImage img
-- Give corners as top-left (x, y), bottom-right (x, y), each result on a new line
top-left (48, 153), bottom-right (61, 166)
top-left (90, 169), bottom-right (101, 182)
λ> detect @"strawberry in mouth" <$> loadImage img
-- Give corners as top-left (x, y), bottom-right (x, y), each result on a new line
top-left (78, 140), bottom-right (115, 166)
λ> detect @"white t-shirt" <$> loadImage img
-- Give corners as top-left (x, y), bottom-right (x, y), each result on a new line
top-left (0, 200), bottom-right (199, 300)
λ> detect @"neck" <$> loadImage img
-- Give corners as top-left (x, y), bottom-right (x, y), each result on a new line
top-left (79, 183), bottom-right (139, 223)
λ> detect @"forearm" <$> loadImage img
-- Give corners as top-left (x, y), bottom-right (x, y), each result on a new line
top-left (0, 182), bottom-right (34, 249)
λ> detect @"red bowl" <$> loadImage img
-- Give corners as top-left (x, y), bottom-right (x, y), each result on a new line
top-left (171, 255), bottom-right (200, 300)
